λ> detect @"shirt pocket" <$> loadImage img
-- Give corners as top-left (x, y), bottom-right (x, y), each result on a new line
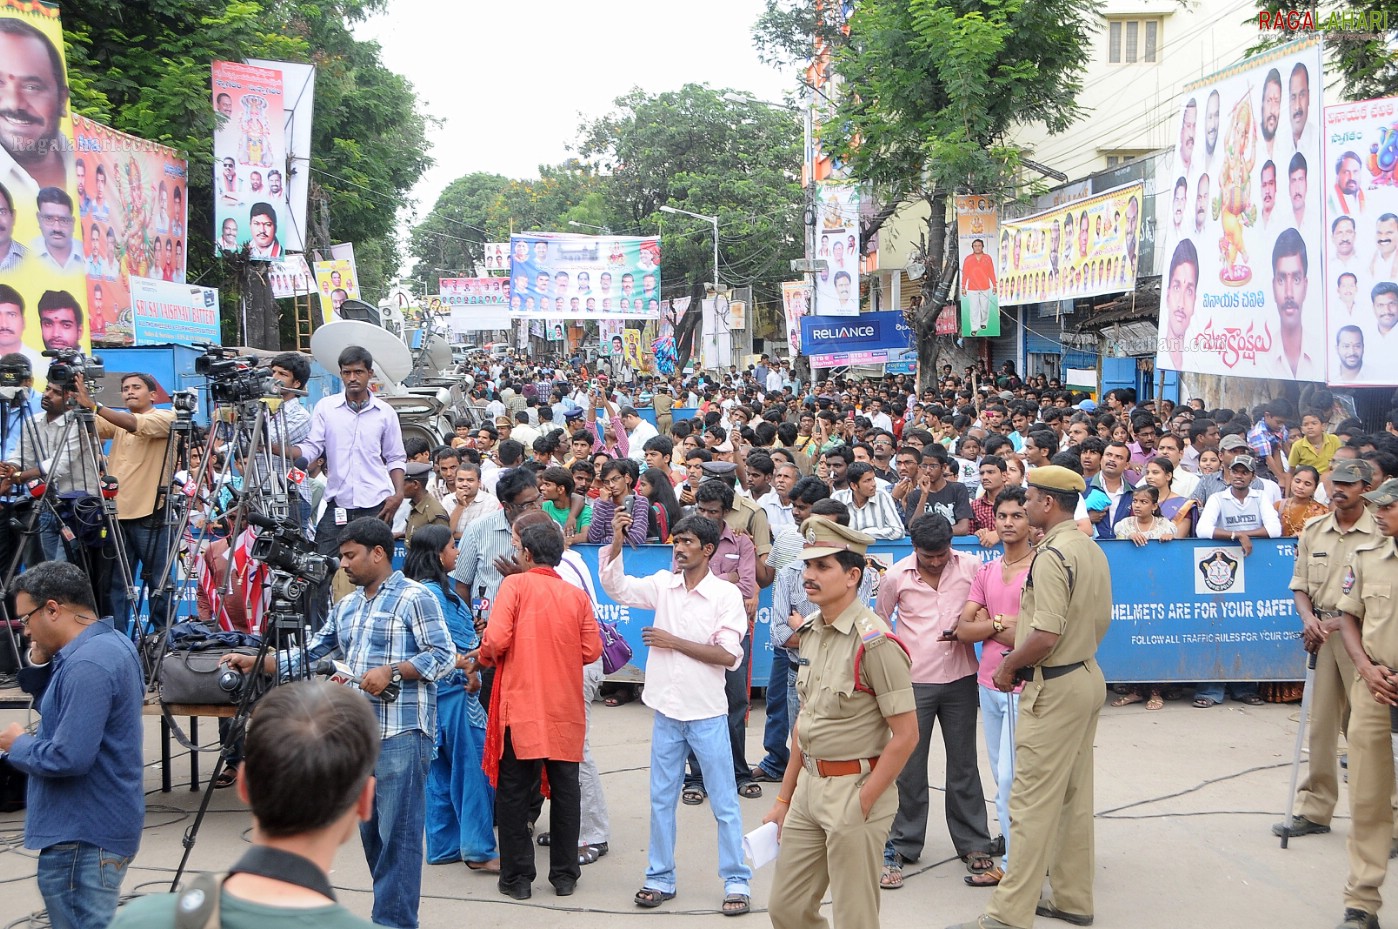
top-left (1306, 555), bottom-right (1330, 587)
top-left (1363, 583), bottom-right (1393, 615)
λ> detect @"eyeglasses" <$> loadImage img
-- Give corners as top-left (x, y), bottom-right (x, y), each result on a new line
top-left (15, 604), bottom-right (43, 626)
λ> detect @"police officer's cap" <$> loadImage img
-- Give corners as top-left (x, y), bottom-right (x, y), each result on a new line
top-left (1025, 464), bottom-right (1086, 495)
top-left (1362, 477), bottom-right (1398, 506)
top-left (1331, 459), bottom-right (1373, 485)
top-left (701, 460), bottom-right (738, 480)
top-left (798, 516), bottom-right (874, 560)
top-left (403, 461), bottom-right (434, 482)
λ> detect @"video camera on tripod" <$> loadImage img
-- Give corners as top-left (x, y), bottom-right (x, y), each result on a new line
top-left (42, 348), bottom-right (104, 389)
top-left (194, 345), bottom-right (278, 404)
top-left (244, 510), bottom-right (337, 601)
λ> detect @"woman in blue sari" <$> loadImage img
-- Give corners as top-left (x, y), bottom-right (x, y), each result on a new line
top-left (406, 525), bottom-right (499, 871)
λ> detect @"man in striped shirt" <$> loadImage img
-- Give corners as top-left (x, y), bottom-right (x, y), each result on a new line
top-left (834, 462), bottom-right (906, 541)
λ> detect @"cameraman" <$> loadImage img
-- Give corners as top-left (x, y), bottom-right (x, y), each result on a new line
top-left (0, 353), bottom-right (42, 576)
top-left (75, 372), bottom-right (176, 628)
top-left (109, 681), bottom-right (380, 929)
top-left (263, 351), bottom-right (313, 529)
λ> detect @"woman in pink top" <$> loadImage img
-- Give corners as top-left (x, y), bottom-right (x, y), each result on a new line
top-left (956, 486), bottom-right (1033, 882)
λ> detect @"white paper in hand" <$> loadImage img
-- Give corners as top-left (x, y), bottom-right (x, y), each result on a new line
top-left (743, 821), bottom-right (780, 869)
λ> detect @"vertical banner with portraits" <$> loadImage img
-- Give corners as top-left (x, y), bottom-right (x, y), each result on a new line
top-left (813, 183), bottom-right (860, 316)
top-left (212, 61), bottom-right (289, 260)
top-left (1322, 96), bottom-right (1398, 386)
top-left (506, 233), bottom-right (660, 319)
top-left (599, 319), bottom-right (624, 356)
top-left (74, 117), bottom-right (188, 346)
top-left (313, 258), bottom-right (359, 322)
top-left (955, 195), bottom-right (1000, 337)
top-left (0, 1), bottom-right (90, 377)
top-left (1155, 40), bottom-right (1325, 382)
top-left (246, 58), bottom-right (312, 254)
top-left (269, 255), bottom-right (312, 299)
top-left (781, 281), bottom-right (809, 356)
top-left (482, 242), bottom-right (509, 273)
top-left (622, 328), bottom-right (644, 373)
top-left (546, 319), bottom-right (567, 342)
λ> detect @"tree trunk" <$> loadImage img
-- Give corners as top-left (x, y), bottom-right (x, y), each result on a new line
top-left (673, 280), bottom-right (706, 371)
top-left (912, 190), bottom-right (949, 394)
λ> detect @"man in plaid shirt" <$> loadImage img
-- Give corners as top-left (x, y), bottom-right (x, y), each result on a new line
top-left (1245, 401), bottom-right (1291, 482)
top-left (225, 517), bottom-right (455, 929)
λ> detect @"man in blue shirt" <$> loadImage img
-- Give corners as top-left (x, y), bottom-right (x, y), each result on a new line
top-left (0, 562), bottom-right (144, 929)
top-left (0, 353), bottom-right (44, 572)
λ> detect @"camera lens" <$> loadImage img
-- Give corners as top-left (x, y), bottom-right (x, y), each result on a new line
top-left (217, 667), bottom-right (244, 694)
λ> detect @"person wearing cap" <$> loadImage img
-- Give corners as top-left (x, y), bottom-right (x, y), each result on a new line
top-left (1191, 433), bottom-right (1283, 509)
top-left (1275, 459), bottom-right (1387, 844)
top-left (702, 459), bottom-right (776, 588)
top-left (1333, 477), bottom-right (1398, 929)
top-left (948, 465), bottom-right (1111, 929)
top-left (401, 461), bottom-right (450, 544)
top-left (764, 517), bottom-right (918, 929)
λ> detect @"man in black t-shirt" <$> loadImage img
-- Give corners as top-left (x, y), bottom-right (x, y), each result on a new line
top-left (901, 445), bottom-right (972, 535)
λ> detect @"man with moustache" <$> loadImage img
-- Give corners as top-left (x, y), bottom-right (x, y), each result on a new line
top-left (1203, 89), bottom-right (1221, 167)
top-left (1333, 216), bottom-right (1361, 274)
top-left (1369, 283), bottom-right (1398, 364)
top-left (0, 181), bottom-right (27, 271)
top-left (0, 285), bottom-right (41, 372)
top-left (1271, 229), bottom-right (1320, 380)
top-left (1371, 213), bottom-right (1398, 280)
top-left (1337, 273), bottom-right (1360, 318)
top-left (1290, 152), bottom-right (1309, 227)
top-left (1194, 175), bottom-right (1210, 234)
top-left (1335, 326), bottom-right (1366, 383)
top-left (33, 187), bottom-right (81, 273)
top-left (1261, 67), bottom-right (1283, 160)
top-left (1331, 151), bottom-right (1367, 218)
top-left (37, 290), bottom-right (81, 351)
top-left (1164, 239), bottom-right (1199, 371)
top-left (0, 19), bottom-right (72, 194)
top-left (1077, 212), bottom-right (1090, 260)
top-left (248, 202), bottom-right (282, 259)
top-left (1178, 98), bottom-right (1197, 174)
top-left (1287, 62), bottom-right (1317, 162)
top-left (1171, 177), bottom-right (1187, 236)
top-left (1260, 160), bottom-right (1278, 228)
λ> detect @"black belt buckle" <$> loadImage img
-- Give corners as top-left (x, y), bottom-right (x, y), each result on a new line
top-left (1013, 666), bottom-right (1034, 685)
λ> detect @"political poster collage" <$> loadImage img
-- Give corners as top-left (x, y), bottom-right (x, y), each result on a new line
top-left (781, 280), bottom-right (810, 355)
top-left (995, 183), bottom-right (1143, 314)
top-left (313, 259), bottom-right (360, 322)
top-left (0, 1), bottom-right (93, 376)
top-left (1155, 41), bottom-right (1327, 382)
top-left (481, 242), bottom-right (509, 273)
top-left (212, 60), bottom-right (293, 260)
top-left (73, 117), bottom-right (189, 346)
top-left (438, 276), bottom-right (508, 306)
top-left (505, 233), bottom-right (661, 319)
top-left (955, 195), bottom-right (1001, 337)
top-left (813, 183), bottom-right (860, 316)
top-left (1322, 95), bottom-right (1398, 386)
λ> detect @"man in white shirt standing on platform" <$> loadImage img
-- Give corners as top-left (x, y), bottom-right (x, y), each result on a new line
top-left (599, 508), bottom-right (754, 917)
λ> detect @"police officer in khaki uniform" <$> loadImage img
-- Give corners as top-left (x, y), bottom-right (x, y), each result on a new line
top-left (1334, 478), bottom-right (1398, 929)
top-left (1276, 459), bottom-right (1386, 840)
top-left (949, 465), bottom-right (1111, 929)
top-left (765, 518), bottom-right (918, 929)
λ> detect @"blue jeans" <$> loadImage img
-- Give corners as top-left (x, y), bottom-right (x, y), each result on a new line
top-left (646, 712), bottom-right (751, 896)
top-left (685, 633), bottom-right (753, 790)
top-left (756, 646), bottom-right (790, 778)
top-left (787, 656), bottom-right (800, 727)
top-left (1194, 681), bottom-right (1259, 703)
top-left (362, 730), bottom-right (433, 929)
top-left (979, 685), bottom-right (1018, 868)
top-left (36, 841), bottom-right (131, 929)
top-left (38, 509), bottom-right (68, 563)
top-left (111, 519), bottom-right (171, 633)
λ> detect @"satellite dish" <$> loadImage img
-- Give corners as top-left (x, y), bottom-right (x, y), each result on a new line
top-left (424, 334), bottom-right (452, 372)
top-left (336, 298), bottom-right (382, 326)
top-left (311, 320), bottom-right (414, 386)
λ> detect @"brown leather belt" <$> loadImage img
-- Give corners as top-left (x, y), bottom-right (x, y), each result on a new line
top-left (804, 755), bottom-right (880, 778)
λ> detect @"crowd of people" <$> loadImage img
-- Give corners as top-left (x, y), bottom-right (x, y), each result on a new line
top-left (5, 342), bottom-right (1398, 929)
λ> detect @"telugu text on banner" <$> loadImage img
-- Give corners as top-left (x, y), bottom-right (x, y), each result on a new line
top-left (506, 232), bottom-right (660, 319)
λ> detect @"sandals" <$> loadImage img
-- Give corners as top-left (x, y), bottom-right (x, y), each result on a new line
top-left (1193, 697), bottom-right (1218, 708)
top-left (964, 865), bottom-right (1005, 887)
top-left (737, 781), bottom-right (764, 799)
top-left (749, 767), bottom-right (781, 783)
top-left (213, 765), bottom-right (238, 789)
top-left (605, 688), bottom-right (636, 707)
top-left (635, 887), bottom-right (676, 908)
top-left (880, 863), bottom-right (904, 890)
top-left (579, 842), bottom-right (609, 866)
top-left (1240, 693), bottom-right (1266, 706)
top-left (963, 852), bottom-right (995, 874)
top-left (682, 786), bottom-right (707, 805)
top-left (722, 892), bottom-right (751, 916)
top-left (1145, 694), bottom-right (1164, 711)
top-left (466, 859), bottom-right (501, 873)
top-left (1110, 692), bottom-right (1143, 708)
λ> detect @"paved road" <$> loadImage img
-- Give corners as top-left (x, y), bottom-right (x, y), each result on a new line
top-left (0, 691), bottom-right (1361, 928)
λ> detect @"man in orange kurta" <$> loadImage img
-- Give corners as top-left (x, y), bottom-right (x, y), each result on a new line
top-left (961, 237), bottom-right (998, 333)
top-left (478, 522), bottom-right (601, 900)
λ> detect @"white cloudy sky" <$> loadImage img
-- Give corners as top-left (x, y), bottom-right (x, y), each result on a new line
top-left (355, 0), bottom-right (798, 218)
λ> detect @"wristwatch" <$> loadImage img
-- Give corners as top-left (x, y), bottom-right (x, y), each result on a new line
top-left (992, 615), bottom-right (1005, 633)
top-left (389, 666), bottom-right (403, 685)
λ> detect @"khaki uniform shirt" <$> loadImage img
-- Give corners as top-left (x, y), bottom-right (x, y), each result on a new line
top-left (1338, 538), bottom-right (1398, 668)
top-left (1017, 517), bottom-right (1112, 665)
top-left (727, 494), bottom-right (773, 559)
top-left (796, 600), bottom-right (915, 762)
top-left (1290, 508), bottom-right (1384, 612)
top-left (653, 391), bottom-right (673, 417)
top-left (97, 409), bottom-right (177, 520)
top-left (405, 494), bottom-right (450, 543)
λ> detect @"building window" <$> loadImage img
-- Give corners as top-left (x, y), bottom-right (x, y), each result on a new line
top-left (1105, 151), bottom-right (1148, 168)
top-left (1108, 18), bottom-right (1160, 64)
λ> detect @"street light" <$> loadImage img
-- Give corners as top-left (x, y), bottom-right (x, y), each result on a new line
top-left (567, 220), bottom-right (612, 235)
top-left (659, 204), bottom-right (720, 298)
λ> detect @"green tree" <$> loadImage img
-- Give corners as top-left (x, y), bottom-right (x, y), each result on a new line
top-left (754, 0), bottom-right (1097, 388)
top-left (408, 171), bottom-right (511, 282)
top-left (1249, 2), bottom-right (1398, 100)
top-left (62, 0), bottom-right (431, 347)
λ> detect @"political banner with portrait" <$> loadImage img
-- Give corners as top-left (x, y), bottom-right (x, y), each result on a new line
top-left (813, 183), bottom-right (860, 316)
top-left (212, 61), bottom-right (290, 260)
top-left (622, 328), bottom-right (644, 373)
top-left (313, 258), bottom-right (359, 322)
top-left (781, 280), bottom-right (809, 355)
top-left (955, 195), bottom-right (1001, 337)
top-left (1155, 40), bottom-right (1326, 382)
top-left (506, 232), bottom-right (661, 319)
top-left (74, 116), bottom-right (188, 346)
top-left (438, 276), bottom-right (507, 306)
top-left (996, 183), bottom-right (1143, 313)
top-left (1322, 95), bottom-right (1398, 386)
top-left (599, 319), bottom-right (624, 356)
top-left (269, 255), bottom-right (312, 299)
top-left (482, 242), bottom-right (509, 273)
top-left (0, 0), bottom-right (90, 376)
top-left (546, 319), bottom-right (567, 342)
top-left (129, 276), bottom-right (220, 346)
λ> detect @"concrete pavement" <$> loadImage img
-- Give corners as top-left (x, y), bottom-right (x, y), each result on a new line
top-left (0, 692), bottom-right (1366, 927)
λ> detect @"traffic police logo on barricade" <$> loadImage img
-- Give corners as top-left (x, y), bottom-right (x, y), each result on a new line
top-left (1198, 549), bottom-right (1242, 593)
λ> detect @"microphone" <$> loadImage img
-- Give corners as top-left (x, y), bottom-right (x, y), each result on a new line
top-left (100, 474), bottom-right (118, 499)
top-left (313, 659), bottom-right (400, 702)
top-left (243, 511), bottom-right (283, 531)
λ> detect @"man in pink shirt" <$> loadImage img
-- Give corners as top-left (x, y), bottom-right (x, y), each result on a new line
top-left (875, 512), bottom-right (994, 889)
top-left (956, 486), bottom-right (1033, 884)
